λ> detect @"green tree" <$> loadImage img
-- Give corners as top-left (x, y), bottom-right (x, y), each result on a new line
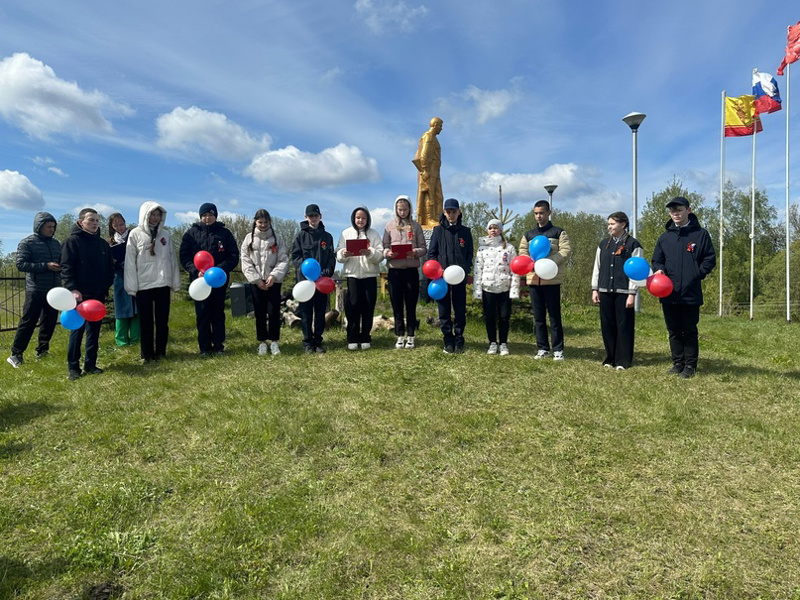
top-left (459, 201), bottom-right (491, 254)
top-left (54, 213), bottom-right (76, 244)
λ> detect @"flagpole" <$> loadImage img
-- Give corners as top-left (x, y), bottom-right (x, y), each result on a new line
top-left (786, 62), bottom-right (792, 323)
top-left (719, 90), bottom-right (726, 317)
top-left (750, 85), bottom-right (757, 321)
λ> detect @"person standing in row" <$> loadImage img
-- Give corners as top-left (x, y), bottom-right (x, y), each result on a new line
top-left (179, 203), bottom-right (240, 356)
top-left (7, 212), bottom-right (62, 368)
top-left (124, 202), bottom-right (182, 363)
top-left (382, 195), bottom-right (427, 349)
top-left (474, 219), bottom-right (519, 356)
top-left (427, 198), bottom-right (473, 354)
top-left (651, 196), bottom-right (716, 379)
top-left (108, 213), bottom-right (140, 347)
top-left (60, 208), bottom-right (114, 380)
top-left (291, 204), bottom-right (336, 354)
top-left (518, 200), bottom-right (571, 361)
top-left (591, 211), bottom-right (643, 371)
top-left (336, 206), bottom-right (384, 350)
top-left (241, 209), bottom-right (289, 356)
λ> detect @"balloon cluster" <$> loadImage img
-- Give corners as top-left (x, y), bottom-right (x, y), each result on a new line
top-left (422, 260), bottom-right (465, 300)
top-left (292, 258), bottom-right (335, 302)
top-left (623, 257), bottom-right (674, 298)
top-left (189, 251), bottom-right (228, 300)
top-left (46, 287), bottom-right (107, 330)
top-left (509, 236), bottom-right (558, 280)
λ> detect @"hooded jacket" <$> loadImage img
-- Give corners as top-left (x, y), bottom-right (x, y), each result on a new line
top-left (179, 219), bottom-right (240, 280)
top-left (336, 206), bottom-right (384, 278)
top-left (426, 211), bottom-right (473, 274)
top-left (16, 211), bottom-right (61, 292)
top-left (651, 213), bottom-right (716, 305)
top-left (60, 221), bottom-right (114, 301)
top-left (473, 235), bottom-right (520, 299)
top-left (518, 221), bottom-right (572, 286)
top-left (291, 220), bottom-right (336, 281)
top-left (382, 197), bottom-right (427, 269)
top-left (240, 226), bottom-right (289, 284)
top-left (124, 201), bottom-right (182, 294)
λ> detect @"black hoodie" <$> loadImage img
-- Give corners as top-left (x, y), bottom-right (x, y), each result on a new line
top-left (60, 222), bottom-right (115, 300)
top-left (426, 212), bottom-right (474, 274)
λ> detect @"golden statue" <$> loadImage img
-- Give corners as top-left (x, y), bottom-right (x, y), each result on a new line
top-left (412, 117), bottom-right (443, 228)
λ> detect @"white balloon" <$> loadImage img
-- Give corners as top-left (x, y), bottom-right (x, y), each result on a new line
top-left (534, 258), bottom-right (558, 280)
top-left (292, 280), bottom-right (316, 303)
top-left (442, 265), bottom-right (466, 285)
top-left (189, 277), bottom-right (212, 301)
top-left (46, 287), bottom-right (77, 311)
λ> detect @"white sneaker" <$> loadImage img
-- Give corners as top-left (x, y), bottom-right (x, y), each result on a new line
top-left (348, 343), bottom-right (359, 351)
top-left (487, 342), bottom-right (498, 355)
top-left (360, 343), bottom-right (371, 350)
top-left (257, 342), bottom-right (268, 356)
top-left (499, 343), bottom-right (510, 356)
top-left (270, 341), bottom-right (281, 356)
top-left (615, 365), bottom-right (625, 371)
top-left (395, 336), bottom-right (406, 349)
top-left (553, 350), bottom-right (565, 361)
top-left (534, 349), bottom-right (550, 359)
top-left (405, 336), bottom-right (415, 349)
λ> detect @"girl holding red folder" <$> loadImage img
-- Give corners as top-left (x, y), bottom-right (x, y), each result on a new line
top-left (382, 195), bottom-right (427, 349)
top-left (336, 207), bottom-right (384, 350)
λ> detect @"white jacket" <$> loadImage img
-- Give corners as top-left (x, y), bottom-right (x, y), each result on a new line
top-left (240, 229), bottom-right (289, 284)
top-left (124, 201), bottom-right (182, 294)
top-left (473, 236), bottom-right (520, 299)
top-left (336, 227), bottom-right (384, 278)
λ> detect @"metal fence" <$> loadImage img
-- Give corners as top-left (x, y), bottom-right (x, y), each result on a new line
top-left (0, 266), bottom-right (25, 332)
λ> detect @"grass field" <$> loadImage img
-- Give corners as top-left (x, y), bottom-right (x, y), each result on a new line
top-left (2, 294), bottom-right (800, 599)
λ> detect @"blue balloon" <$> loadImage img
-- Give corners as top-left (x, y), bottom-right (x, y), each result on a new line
top-left (528, 235), bottom-right (551, 260)
top-left (60, 309), bottom-right (85, 330)
top-left (623, 257), bottom-right (650, 281)
top-left (301, 258), bottom-right (321, 282)
top-left (427, 278), bottom-right (448, 301)
top-left (203, 266), bottom-right (227, 288)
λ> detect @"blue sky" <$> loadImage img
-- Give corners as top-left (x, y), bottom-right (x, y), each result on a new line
top-left (1, 0), bottom-right (798, 251)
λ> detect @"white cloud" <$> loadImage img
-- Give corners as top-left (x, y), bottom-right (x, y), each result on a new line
top-left (354, 0), bottom-right (429, 34)
top-left (369, 206), bottom-right (394, 233)
top-left (0, 52), bottom-right (133, 140)
top-left (462, 84), bottom-right (521, 125)
top-left (71, 202), bottom-right (118, 219)
top-left (156, 106), bottom-right (271, 161)
top-left (0, 170), bottom-right (45, 210)
top-left (244, 143), bottom-right (380, 191)
top-left (173, 209), bottom-right (240, 225)
top-left (48, 167), bottom-right (68, 177)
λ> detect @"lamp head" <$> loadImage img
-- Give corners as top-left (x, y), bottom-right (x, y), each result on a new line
top-left (622, 112), bottom-right (646, 131)
top-left (543, 184), bottom-right (558, 195)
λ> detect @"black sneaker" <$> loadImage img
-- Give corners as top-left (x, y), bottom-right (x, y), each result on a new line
top-left (36, 351), bottom-right (49, 360)
top-left (679, 366), bottom-right (696, 379)
top-left (68, 369), bottom-right (82, 381)
top-left (454, 345), bottom-right (464, 354)
top-left (667, 364), bottom-right (684, 375)
top-left (304, 346), bottom-right (315, 354)
top-left (315, 345), bottom-right (326, 354)
top-left (85, 367), bottom-right (104, 375)
top-left (443, 345), bottom-right (454, 354)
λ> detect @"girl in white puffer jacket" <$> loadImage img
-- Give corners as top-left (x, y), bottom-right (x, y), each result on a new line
top-left (473, 219), bottom-right (519, 355)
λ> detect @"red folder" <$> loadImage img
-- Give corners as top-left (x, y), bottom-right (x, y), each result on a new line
top-left (391, 243), bottom-right (413, 258)
top-left (346, 238), bottom-right (369, 254)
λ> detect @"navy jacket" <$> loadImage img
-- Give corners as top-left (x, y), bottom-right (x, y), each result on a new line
top-left (16, 212), bottom-right (61, 293)
top-left (651, 213), bottom-right (716, 305)
top-left (291, 221), bottom-right (336, 280)
top-left (426, 213), bottom-right (474, 275)
top-left (179, 221), bottom-right (240, 281)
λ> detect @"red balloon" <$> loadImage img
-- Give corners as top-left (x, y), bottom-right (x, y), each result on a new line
top-left (193, 251), bottom-right (215, 273)
top-left (76, 299), bottom-right (107, 322)
top-left (315, 276), bottom-right (336, 295)
top-left (510, 255), bottom-right (534, 276)
top-left (646, 273), bottom-right (674, 298)
top-left (422, 260), bottom-right (444, 280)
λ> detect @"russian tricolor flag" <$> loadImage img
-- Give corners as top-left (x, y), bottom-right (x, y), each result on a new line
top-left (752, 71), bottom-right (782, 114)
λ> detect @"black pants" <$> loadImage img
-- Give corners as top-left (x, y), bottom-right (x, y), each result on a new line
top-left (345, 277), bottom-right (377, 344)
top-left (387, 268), bottom-right (419, 337)
top-left (67, 319), bottom-right (102, 372)
top-left (529, 284), bottom-right (563, 352)
top-left (11, 289), bottom-right (58, 358)
top-left (300, 289), bottom-right (330, 349)
top-left (662, 303), bottom-right (700, 369)
top-left (482, 291), bottom-right (511, 344)
top-left (598, 292), bottom-right (635, 368)
top-left (251, 283), bottom-right (282, 342)
top-left (194, 283), bottom-right (228, 352)
top-left (437, 281), bottom-right (467, 348)
top-left (137, 286), bottom-right (172, 360)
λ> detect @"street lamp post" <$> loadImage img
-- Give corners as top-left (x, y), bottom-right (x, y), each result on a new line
top-left (544, 184), bottom-right (557, 211)
top-left (622, 111), bottom-right (646, 312)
